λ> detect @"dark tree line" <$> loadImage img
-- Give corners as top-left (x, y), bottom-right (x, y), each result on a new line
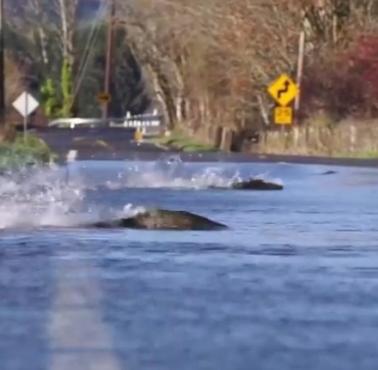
top-left (4, 0), bottom-right (151, 120)
top-left (4, 0), bottom-right (378, 147)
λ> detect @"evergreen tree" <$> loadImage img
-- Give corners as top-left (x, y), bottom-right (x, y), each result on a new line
top-left (60, 58), bottom-right (74, 117)
top-left (40, 78), bottom-right (59, 118)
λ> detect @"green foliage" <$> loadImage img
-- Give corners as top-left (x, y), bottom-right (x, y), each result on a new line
top-left (40, 78), bottom-right (60, 118)
top-left (60, 58), bottom-right (74, 117)
top-left (39, 59), bottom-right (76, 119)
top-left (0, 134), bottom-right (56, 171)
top-left (73, 24), bottom-right (150, 117)
top-left (6, 17), bottom-right (150, 118)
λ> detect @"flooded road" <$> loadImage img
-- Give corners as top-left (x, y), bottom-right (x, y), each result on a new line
top-left (1, 159), bottom-right (378, 370)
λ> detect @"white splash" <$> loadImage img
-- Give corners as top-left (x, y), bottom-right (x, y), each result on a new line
top-left (105, 164), bottom-right (243, 190)
top-left (0, 159), bottom-right (284, 230)
top-left (0, 165), bottom-right (149, 230)
top-left (0, 166), bottom-right (84, 229)
top-left (103, 162), bottom-right (283, 190)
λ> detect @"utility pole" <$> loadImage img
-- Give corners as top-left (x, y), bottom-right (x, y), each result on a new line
top-left (294, 30), bottom-right (305, 123)
top-left (0, 0), bottom-right (5, 126)
top-left (102, 0), bottom-right (115, 120)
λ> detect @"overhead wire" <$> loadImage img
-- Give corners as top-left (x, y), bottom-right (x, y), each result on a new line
top-left (71, 0), bottom-right (108, 109)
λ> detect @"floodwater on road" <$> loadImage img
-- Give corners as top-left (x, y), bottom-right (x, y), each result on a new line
top-left (1, 157), bottom-right (378, 370)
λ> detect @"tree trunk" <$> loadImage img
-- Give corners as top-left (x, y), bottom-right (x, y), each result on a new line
top-left (58, 0), bottom-right (77, 66)
top-left (38, 27), bottom-right (49, 65)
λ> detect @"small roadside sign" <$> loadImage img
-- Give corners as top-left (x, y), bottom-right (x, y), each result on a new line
top-left (12, 91), bottom-right (40, 139)
top-left (12, 91), bottom-right (39, 117)
top-left (97, 92), bottom-right (111, 105)
top-left (134, 127), bottom-right (143, 144)
top-left (274, 106), bottom-right (293, 125)
top-left (268, 74), bottom-right (298, 107)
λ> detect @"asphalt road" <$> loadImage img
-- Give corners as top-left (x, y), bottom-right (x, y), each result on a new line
top-left (33, 127), bottom-right (378, 167)
top-left (34, 127), bottom-right (165, 161)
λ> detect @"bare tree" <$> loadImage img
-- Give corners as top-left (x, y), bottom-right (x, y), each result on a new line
top-left (58, 0), bottom-right (78, 67)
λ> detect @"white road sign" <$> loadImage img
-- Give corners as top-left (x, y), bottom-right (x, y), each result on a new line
top-left (12, 92), bottom-right (39, 117)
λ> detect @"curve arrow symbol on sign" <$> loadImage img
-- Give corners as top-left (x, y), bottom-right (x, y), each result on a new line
top-left (277, 80), bottom-right (290, 99)
top-left (267, 74), bottom-right (298, 106)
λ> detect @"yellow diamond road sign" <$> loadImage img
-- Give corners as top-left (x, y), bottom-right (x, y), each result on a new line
top-left (97, 92), bottom-right (111, 105)
top-left (274, 106), bottom-right (293, 125)
top-left (268, 74), bottom-right (298, 107)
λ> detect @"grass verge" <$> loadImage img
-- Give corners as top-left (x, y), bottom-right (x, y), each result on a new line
top-left (0, 134), bottom-right (56, 171)
top-left (152, 131), bottom-right (216, 152)
top-left (334, 151), bottom-right (378, 159)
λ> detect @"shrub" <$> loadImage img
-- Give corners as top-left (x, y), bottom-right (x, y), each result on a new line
top-left (0, 134), bottom-right (55, 171)
top-left (301, 34), bottom-right (378, 121)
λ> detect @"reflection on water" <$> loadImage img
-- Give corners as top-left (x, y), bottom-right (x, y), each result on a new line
top-left (1, 160), bottom-right (378, 370)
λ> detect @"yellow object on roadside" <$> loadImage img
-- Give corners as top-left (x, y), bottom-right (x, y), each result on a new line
top-left (134, 128), bottom-right (143, 143)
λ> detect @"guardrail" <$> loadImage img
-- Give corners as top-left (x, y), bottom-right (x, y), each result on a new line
top-left (48, 111), bottom-right (163, 130)
top-left (110, 112), bottom-right (162, 128)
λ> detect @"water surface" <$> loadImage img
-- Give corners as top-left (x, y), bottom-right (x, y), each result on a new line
top-left (1, 160), bottom-right (378, 370)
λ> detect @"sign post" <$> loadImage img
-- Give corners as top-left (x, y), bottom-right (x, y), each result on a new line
top-left (23, 92), bottom-right (28, 140)
top-left (267, 74), bottom-right (298, 126)
top-left (12, 91), bottom-right (39, 140)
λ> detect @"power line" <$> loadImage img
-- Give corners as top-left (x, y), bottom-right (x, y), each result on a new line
top-left (75, 0), bottom-right (106, 84)
top-left (72, 0), bottom-right (107, 105)
top-left (102, 0), bottom-right (115, 120)
top-left (0, 0), bottom-right (5, 126)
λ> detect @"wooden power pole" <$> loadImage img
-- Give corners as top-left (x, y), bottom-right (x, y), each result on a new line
top-left (0, 0), bottom-right (5, 126)
top-left (102, 0), bottom-right (115, 120)
top-left (294, 31), bottom-right (305, 123)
